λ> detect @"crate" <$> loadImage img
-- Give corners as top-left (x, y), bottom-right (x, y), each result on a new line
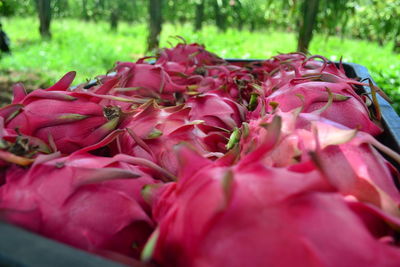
top-left (0, 61), bottom-right (399, 267)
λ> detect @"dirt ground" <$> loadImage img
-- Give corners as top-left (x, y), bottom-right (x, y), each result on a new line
top-left (0, 70), bottom-right (50, 107)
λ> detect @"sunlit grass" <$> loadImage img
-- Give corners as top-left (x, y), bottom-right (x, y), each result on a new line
top-left (1, 17), bottom-right (399, 110)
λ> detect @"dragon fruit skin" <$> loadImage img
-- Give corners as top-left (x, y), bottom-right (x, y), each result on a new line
top-left (313, 135), bottom-right (400, 218)
top-left (186, 93), bottom-right (246, 130)
top-left (1, 43), bottom-right (398, 267)
top-left (157, 61), bottom-right (199, 88)
top-left (300, 118), bottom-right (400, 217)
top-left (248, 53), bottom-right (347, 86)
top-left (239, 110), bottom-right (400, 217)
top-left (1, 84), bottom-right (123, 154)
top-left (111, 62), bottom-right (188, 105)
top-left (263, 80), bottom-right (382, 135)
top-left (0, 114), bottom-right (53, 171)
top-left (111, 56), bottom-right (252, 107)
top-left (148, 147), bottom-right (400, 267)
top-left (113, 101), bottom-right (229, 175)
top-left (76, 77), bottom-right (146, 112)
top-left (156, 43), bottom-right (225, 67)
top-left (0, 150), bottom-right (161, 259)
top-left (191, 65), bottom-right (257, 105)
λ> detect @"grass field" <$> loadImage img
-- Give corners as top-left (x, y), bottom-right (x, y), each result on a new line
top-left (1, 17), bottom-right (399, 111)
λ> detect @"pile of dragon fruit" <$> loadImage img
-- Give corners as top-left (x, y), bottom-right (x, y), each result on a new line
top-left (1, 42), bottom-right (400, 267)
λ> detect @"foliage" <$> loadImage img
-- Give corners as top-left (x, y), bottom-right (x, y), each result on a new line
top-left (0, 1), bottom-right (399, 50)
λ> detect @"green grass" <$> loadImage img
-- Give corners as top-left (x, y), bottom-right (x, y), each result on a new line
top-left (1, 17), bottom-right (399, 111)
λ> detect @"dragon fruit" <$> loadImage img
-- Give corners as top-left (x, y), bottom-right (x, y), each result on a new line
top-left (0, 73), bottom-right (126, 154)
top-left (0, 134), bottom-right (172, 261)
top-left (74, 76), bottom-right (146, 112)
top-left (244, 54), bottom-right (384, 132)
top-left (109, 61), bottom-right (187, 105)
top-left (146, 146), bottom-right (400, 267)
top-left (0, 42), bottom-right (398, 267)
top-left (156, 42), bottom-right (224, 67)
top-left (239, 110), bottom-right (400, 217)
top-left (112, 100), bottom-right (230, 175)
top-left (186, 93), bottom-right (246, 130)
top-left (191, 64), bottom-right (257, 105)
top-left (0, 116), bottom-right (51, 169)
top-left (262, 80), bottom-right (382, 135)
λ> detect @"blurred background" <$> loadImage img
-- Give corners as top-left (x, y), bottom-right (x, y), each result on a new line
top-left (0, 0), bottom-right (399, 111)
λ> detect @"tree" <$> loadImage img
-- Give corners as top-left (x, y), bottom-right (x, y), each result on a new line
top-left (213, 0), bottom-right (228, 32)
top-left (231, 0), bottom-right (244, 30)
top-left (194, 0), bottom-right (205, 32)
top-left (110, 0), bottom-right (119, 31)
top-left (297, 0), bottom-right (319, 53)
top-left (36, 0), bottom-right (52, 39)
top-left (393, 27), bottom-right (400, 53)
top-left (147, 0), bottom-right (163, 52)
top-left (82, 0), bottom-right (89, 21)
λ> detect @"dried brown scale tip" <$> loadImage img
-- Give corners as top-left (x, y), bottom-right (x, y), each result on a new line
top-left (193, 66), bottom-right (207, 76)
top-left (8, 137), bottom-right (31, 156)
top-left (103, 106), bottom-right (122, 121)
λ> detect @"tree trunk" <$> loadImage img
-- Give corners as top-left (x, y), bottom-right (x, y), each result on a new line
top-left (147, 0), bottom-right (163, 53)
top-left (36, 0), bottom-right (52, 39)
top-left (82, 0), bottom-right (89, 21)
top-left (394, 29), bottom-right (400, 53)
top-left (213, 1), bottom-right (221, 30)
top-left (194, 0), bottom-right (205, 32)
top-left (250, 20), bottom-right (256, 32)
top-left (110, 9), bottom-right (118, 31)
top-left (213, 0), bottom-right (227, 32)
top-left (126, 1), bottom-right (137, 24)
top-left (340, 15), bottom-right (349, 41)
top-left (232, 0), bottom-right (243, 31)
top-left (394, 40), bottom-right (400, 53)
top-left (297, 0), bottom-right (320, 53)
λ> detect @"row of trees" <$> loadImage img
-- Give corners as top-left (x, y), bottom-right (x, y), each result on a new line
top-left (0, 0), bottom-right (399, 53)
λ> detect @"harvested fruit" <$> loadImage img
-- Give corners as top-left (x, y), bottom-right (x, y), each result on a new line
top-left (1, 43), bottom-right (399, 267)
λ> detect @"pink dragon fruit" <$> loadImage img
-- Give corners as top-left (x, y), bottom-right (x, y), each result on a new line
top-left (262, 80), bottom-right (382, 135)
top-left (0, 43), bottom-right (397, 267)
top-left (74, 76), bottom-right (147, 112)
top-left (239, 110), bottom-right (400, 218)
top-left (145, 146), bottom-right (400, 267)
top-left (0, 72), bottom-right (126, 154)
top-left (156, 42), bottom-right (224, 67)
top-left (190, 64), bottom-right (257, 105)
top-left (0, 115), bottom-right (52, 171)
top-left (156, 60), bottom-right (198, 88)
top-left (110, 61), bottom-right (187, 105)
top-left (244, 52), bottom-right (307, 83)
top-left (0, 134), bottom-right (173, 261)
top-left (186, 93), bottom-right (246, 130)
top-left (112, 100), bottom-right (230, 175)
top-left (247, 54), bottom-right (380, 105)
top-left (310, 126), bottom-right (400, 218)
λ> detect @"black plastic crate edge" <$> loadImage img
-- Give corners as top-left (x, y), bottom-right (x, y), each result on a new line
top-left (0, 222), bottom-right (128, 267)
top-left (345, 62), bottom-right (400, 152)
